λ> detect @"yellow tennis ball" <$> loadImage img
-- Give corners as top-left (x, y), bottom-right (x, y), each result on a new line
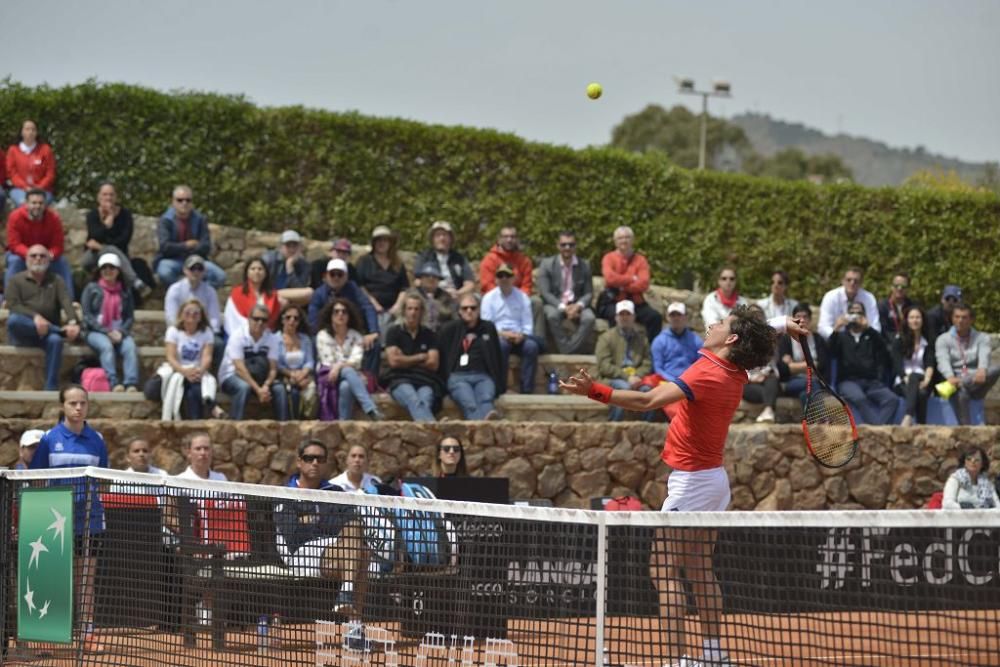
top-left (586, 83), bottom-right (602, 100)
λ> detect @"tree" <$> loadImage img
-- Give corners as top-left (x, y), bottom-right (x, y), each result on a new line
top-left (976, 162), bottom-right (1000, 196)
top-left (744, 148), bottom-right (853, 183)
top-left (609, 104), bottom-right (752, 169)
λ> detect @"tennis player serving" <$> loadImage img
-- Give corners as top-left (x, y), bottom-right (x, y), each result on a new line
top-left (562, 305), bottom-right (808, 667)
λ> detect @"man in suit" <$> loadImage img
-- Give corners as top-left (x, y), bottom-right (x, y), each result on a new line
top-left (537, 231), bottom-right (596, 354)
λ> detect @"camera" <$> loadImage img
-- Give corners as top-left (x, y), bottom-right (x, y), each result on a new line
top-left (847, 314), bottom-right (861, 323)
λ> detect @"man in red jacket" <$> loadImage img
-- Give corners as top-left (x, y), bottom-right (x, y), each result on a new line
top-left (5, 189), bottom-right (75, 300)
top-left (479, 226), bottom-right (534, 295)
top-left (599, 225), bottom-right (662, 341)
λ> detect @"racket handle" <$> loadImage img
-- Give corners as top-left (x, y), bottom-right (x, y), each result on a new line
top-left (799, 336), bottom-right (816, 369)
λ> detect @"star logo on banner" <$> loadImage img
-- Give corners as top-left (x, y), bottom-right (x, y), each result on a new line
top-left (39, 600), bottom-right (50, 619)
top-left (28, 536), bottom-right (48, 570)
top-left (23, 578), bottom-right (36, 615)
top-left (47, 507), bottom-right (67, 554)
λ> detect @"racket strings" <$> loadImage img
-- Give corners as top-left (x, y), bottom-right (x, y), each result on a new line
top-left (804, 388), bottom-right (856, 465)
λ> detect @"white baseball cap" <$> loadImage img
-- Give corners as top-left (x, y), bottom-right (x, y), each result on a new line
top-left (20, 429), bottom-right (45, 447)
top-left (280, 230), bottom-right (302, 244)
top-left (326, 258), bottom-right (349, 273)
top-left (98, 253), bottom-right (121, 269)
top-left (667, 302), bottom-right (686, 315)
top-left (615, 300), bottom-right (635, 315)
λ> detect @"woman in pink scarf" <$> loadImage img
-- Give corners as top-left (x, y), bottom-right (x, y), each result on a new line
top-left (80, 253), bottom-right (140, 391)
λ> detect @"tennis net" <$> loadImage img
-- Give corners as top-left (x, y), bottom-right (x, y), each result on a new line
top-left (2, 467), bottom-right (999, 666)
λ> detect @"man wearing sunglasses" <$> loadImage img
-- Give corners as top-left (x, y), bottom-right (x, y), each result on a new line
top-left (926, 284), bottom-right (963, 344)
top-left (154, 185), bottom-right (226, 289)
top-left (218, 304), bottom-right (287, 420)
top-left (877, 271), bottom-right (915, 342)
top-left (817, 266), bottom-right (881, 340)
top-left (438, 293), bottom-right (505, 420)
top-left (537, 230), bottom-right (595, 354)
top-left (307, 258), bottom-right (381, 374)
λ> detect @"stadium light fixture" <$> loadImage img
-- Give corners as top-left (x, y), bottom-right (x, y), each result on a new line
top-left (676, 77), bottom-right (734, 170)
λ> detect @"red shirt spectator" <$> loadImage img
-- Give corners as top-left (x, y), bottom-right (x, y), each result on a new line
top-left (479, 226), bottom-right (534, 294)
top-left (601, 250), bottom-right (651, 304)
top-left (6, 202), bottom-right (65, 260)
top-left (6, 119), bottom-right (56, 193)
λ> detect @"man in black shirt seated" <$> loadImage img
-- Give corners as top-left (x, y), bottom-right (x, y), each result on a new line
top-left (383, 292), bottom-right (444, 421)
top-left (438, 293), bottom-right (505, 420)
top-left (828, 301), bottom-right (897, 424)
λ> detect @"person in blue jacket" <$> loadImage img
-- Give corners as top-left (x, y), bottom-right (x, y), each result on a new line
top-left (30, 384), bottom-right (108, 653)
top-left (307, 258), bottom-right (381, 375)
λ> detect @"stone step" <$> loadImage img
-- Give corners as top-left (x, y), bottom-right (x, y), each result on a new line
top-left (0, 390), bottom-right (612, 422)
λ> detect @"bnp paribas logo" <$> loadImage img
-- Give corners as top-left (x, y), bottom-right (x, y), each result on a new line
top-left (18, 487), bottom-right (74, 644)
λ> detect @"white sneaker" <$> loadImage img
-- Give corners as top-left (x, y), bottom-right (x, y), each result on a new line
top-left (900, 414), bottom-right (914, 427)
top-left (756, 406), bottom-right (776, 423)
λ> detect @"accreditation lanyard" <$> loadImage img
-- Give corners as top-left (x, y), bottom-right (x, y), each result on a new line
top-left (459, 334), bottom-right (475, 367)
top-left (956, 333), bottom-right (969, 377)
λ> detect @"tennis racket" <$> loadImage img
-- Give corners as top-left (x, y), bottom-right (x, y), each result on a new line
top-left (799, 340), bottom-right (859, 468)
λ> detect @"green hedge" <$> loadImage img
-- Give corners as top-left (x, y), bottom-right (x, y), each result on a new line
top-left (3, 80), bottom-right (999, 326)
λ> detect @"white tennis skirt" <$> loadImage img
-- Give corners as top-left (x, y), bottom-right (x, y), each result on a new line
top-left (661, 467), bottom-right (731, 512)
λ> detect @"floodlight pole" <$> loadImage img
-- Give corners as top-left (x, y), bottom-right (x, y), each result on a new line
top-left (677, 79), bottom-right (732, 170)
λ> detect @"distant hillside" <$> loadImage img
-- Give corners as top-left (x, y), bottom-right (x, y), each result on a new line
top-left (731, 113), bottom-right (992, 187)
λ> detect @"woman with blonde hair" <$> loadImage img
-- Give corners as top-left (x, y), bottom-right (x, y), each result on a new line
top-left (150, 298), bottom-right (224, 420)
top-left (357, 226), bottom-right (409, 335)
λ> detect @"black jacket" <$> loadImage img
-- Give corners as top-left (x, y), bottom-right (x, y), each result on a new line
top-left (829, 326), bottom-right (891, 383)
top-left (437, 317), bottom-right (506, 396)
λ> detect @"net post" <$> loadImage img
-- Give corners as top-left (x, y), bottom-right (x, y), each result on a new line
top-left (594, 516), bottom-right (608, 667)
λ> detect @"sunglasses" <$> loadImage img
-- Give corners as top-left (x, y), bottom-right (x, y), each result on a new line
top-left (439, 445), bottom-right (461, 454)
top-left (944, 295), bottom-right (959, 302)
top-left (300, 454), bottom-right (327, 464)
top-left (559, 242), bottom-right (576, 248)
top-left (188, 265), bottom-right (205, 272)
top-left (497, 273), bottom-right (514, 278)
top-left (893, 283), bottom-right (909, 289)
top-left (174, 197), bottom-right (192, 203)
top-left (332, 307), bottom-right (348, 315)
top-left (250, 316), bottom-right (269, 323)
top-left (328, 271), bottom-right (346, 277)
top-left (460, 305), bottom-right (478, 312)
top-left (283, 314), bottom-right (301, 321)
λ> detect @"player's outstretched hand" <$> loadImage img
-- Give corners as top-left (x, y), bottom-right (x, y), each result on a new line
top-left (559, 369), bottom-right (594, 396)
top-left (785, 316), bottom-right (811, 341)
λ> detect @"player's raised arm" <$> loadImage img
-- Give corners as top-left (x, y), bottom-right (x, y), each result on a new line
top-left (560, 368), bottom-right (685, 411)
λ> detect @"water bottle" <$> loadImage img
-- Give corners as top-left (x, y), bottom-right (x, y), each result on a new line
top-left (271, 613), bottom-right (282, 650)
top-left (256, 614), bottom-right (269, 654)
top-left (547, 369), bottom-right (559, 394)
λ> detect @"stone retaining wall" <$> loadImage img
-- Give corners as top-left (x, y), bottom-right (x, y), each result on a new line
top-left (2, 421), bottom-right (992, 510)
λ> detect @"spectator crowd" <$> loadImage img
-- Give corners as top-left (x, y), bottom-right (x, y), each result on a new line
top-left (2, 116), bottom-right (998, 427)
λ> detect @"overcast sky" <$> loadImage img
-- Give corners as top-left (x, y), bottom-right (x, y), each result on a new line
top-left (4, 0), bottom-right (997, 163)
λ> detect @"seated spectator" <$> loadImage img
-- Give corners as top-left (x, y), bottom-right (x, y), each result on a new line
top-left (702, 266), bottom-right (748, 327)
top-left (935, 303), bottom-right (1000, 425)
top-left (594, 300), bottom-right (655, 422)
top-left (777, 302), bottom-right (830, 401)
top-left (481, 264), bottom-right (543, 394)
top-left (599, 226), bottom-right (662, 342)
top-left (756, 270), bottom-right (798, 320)
top-left (828, 301), bottom-right (897, 424)
top-left (433, 436), bottom-right (468, 477)
top-left (164, 254), bottom-right (225, 373)
top-left (479, 225), bottom-right (533, 295)
top-left (153, 185), bottom-right (226, 288)
top-left (942, 448), bottom-right (1000, 509)
top-left (83, 182), bottom-right (154, 298)
top-left (307, 257), bottom-right (380, 375)
top-left (219, 304), bottom-right (288, 421)
top-left (16, 429), bottom-right (45, 470)
top-left (818, 266), bottom-right (881, 339)
top-left (357, 225), bottom-right (409, 334)
top-left (5, 189), bottom-right (75, 300)
top-left (6, 119), bottom-right (56, 206)
top-left (878, 271), bottom-right (915, 342)
top-left (261, 230), bottom-right (314, 306)
top-left (892, 305), bottom-right (934, 426)
top-left (411, 262), bottom-right (455, 332)
top-left (384, 293), bottom-right (444, 421)
top-left (153, 298), bottom-right (224, 420)
top-left (331, 444), bottom-right (382, 493)
top-left (926, 284), bottom-right (962, 345)
top-left (743, 362), bottom-right (781, 424)
top-left (438, 293), bottom-right (505, 420)
top-left (277, 439), bottom-right (369, 622)
top-left (0, 146), bottom-right (5, 210)
top-left (224, 257), bottom-right (283, 334)
top-left (315, 299), bottom-right (383, 422)
top-left (276, 304), bottom-right (317, 419)
top-left (81, 253), bottom-right (140, 392)
top-left (651, 302), bottom-right (703, 384)
top-left (414, 220), bottom-right (475, 299)
top-left (310, 238), bottom-right (358, 289)
top-left (537, 230), bottom-right (596, 354)
top-left (6, 244), bottom-right (80, 389)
